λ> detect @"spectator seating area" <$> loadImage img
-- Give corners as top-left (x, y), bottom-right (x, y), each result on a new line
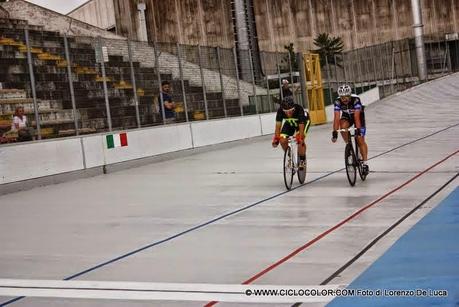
top-left (0, 18), bottom-right (242, 143)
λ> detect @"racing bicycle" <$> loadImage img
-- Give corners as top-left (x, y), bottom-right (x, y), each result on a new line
top-left (337, 127), bottom-right (367, 186)
top-left (283, 135), bottom-right (306, 190)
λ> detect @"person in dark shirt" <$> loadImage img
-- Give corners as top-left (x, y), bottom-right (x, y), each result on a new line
top-left (272, 96), bottom-right (311, 169)
top-left (159, 80), bottom-right (176, 123)
top-left (331, 84), bottom-right (369, 174)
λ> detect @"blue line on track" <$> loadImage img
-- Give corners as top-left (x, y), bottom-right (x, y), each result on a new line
top-left (1, 122), bottom-right (458, 306)
top-left (327, 187), bottom-right (459, 307)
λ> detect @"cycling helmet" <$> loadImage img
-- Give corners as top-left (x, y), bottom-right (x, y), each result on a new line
top-left (337, 84), bottom-right (352, 97)
top-left (281, 96), bottom-right (295, 110)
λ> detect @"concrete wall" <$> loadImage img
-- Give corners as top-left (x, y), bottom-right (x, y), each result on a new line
top-left (68, 0), bottom-right (116, 31)
top-left (69, 0), bottom-right (459, 51)
top-left (0, 0), bottom-right (122, 39)
top-left (255, 0), bottom-right (459, 52)
top-left (113, 0), bottom-right (234, 48)
top-left (0, 5), bottom-right (9, 18)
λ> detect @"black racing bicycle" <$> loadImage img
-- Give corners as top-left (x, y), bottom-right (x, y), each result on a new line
top-left (337, 127), bottom-right (367, 186)
top-left (283, 135), bottom-right (306, 190)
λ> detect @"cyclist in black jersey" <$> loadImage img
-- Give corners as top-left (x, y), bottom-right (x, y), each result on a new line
top-left (272, 97), bottom-right (311, 170)
top-left (331, 84), bottom-right (369, 175)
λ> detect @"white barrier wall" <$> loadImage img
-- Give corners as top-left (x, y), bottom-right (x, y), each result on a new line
top-left (0, 87), bottom-right (381, 187)
top-left (82, 135), bottom-right (105, 169)
top-left (0, 117), bottom-right (264, 186)
top-left (259, 113), bottom-right (277, 135)
top-left (359, 86), bottom-right (380, 105)
top-left (0, 139), bottom-right (84, 185)
top-left (191, 116), bottom-right (262, 148)
top-left (101, 124), bottom-right (193, 165)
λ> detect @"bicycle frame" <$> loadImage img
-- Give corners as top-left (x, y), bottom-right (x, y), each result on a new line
top-left (289, 137), bottom-right (298, 170)
top-left (282, 135), bottom-right (306, 190)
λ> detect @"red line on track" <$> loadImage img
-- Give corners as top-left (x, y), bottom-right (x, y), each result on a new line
top-left (204, 149), bottom-right (459, 306)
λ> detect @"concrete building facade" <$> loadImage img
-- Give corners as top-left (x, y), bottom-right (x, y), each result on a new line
top-left (66, 0), bottom-right (459, 52)
top-left (67, 0), bottom-right (116, 32)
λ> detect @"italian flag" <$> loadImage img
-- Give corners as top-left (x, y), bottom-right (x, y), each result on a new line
top-left (106, 132), bottom-right (128, 149)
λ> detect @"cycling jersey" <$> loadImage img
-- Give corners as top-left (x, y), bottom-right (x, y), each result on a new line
top-left (333, 95), bottom-right (363, 116)
top-left (276, 104), bottom-right (308, 125)
top-left (334, 95), bottom-right (366, 135)
top-left (276, 104), bottom-right (310, 138)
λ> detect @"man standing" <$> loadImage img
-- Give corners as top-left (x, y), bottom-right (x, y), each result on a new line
top-left (280, 79), bottom-right (293, 100)
top-left (159, 80), bottom-right (176, 124)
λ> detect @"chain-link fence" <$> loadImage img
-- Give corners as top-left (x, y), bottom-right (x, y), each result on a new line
top-left (322, 34), bottom-right (458, 106)
top-left (1, 21), bottom-right (458, 145)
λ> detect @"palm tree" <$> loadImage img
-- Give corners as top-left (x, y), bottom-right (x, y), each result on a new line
top-left (280, 43), bottom-right (299, 73)
top-left (313, 33), bottom-right (344, 67)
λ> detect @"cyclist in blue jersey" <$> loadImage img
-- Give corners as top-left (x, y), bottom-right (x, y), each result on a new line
top-left (331, 84), bottom-right (369, 175)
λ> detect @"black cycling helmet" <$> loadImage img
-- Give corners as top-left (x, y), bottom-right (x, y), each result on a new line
top-left (281, 96), bottom-right (295, 110)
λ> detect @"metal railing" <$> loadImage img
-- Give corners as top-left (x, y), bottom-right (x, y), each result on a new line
top-left (0, 25), bottom-right (458, 145)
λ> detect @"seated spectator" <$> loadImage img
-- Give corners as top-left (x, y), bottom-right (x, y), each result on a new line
top-left (11, 106), bottom-right (34, 142)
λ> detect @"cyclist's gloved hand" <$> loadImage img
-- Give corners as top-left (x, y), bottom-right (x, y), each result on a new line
top-left (272, 135), bottom-right (280, 147)
top-left (332, 130), bottom-right (338, 143)
top-left (295, 134), bottom-right (304, 144)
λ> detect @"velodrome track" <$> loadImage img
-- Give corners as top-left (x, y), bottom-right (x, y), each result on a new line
top-left (0, 73), bottom-right (458, 306)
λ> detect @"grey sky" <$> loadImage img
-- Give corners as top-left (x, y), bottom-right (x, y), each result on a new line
top-left (25, 0), bottom-right (88, 14)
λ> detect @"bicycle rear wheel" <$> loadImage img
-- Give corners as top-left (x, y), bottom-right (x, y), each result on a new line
top-left (297, 155), bottom-right (306, 184)
top-left (345, 143), bottom-right (357, 186)
top-left (283, 146), bottom-right (294, 190)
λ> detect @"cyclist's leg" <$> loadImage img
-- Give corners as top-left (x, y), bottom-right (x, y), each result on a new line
top-left (280, 121), bottom-right (295, 151)
top-left (297, 120), bottom-right (310, 169)
top-left (356, 127), bottom-right (369, 174)
top-left (357, 109), bottom-right (368, 161)
top-left (358, 110), bottom-right (369, 167)
top-left (296, 130), bottom-right (306, 168)
top-left (297, 119), bottom-right (310, 157)
top-left (356, 129), bottom-right (368, 161)
top-left (339, 117), bottom-right (351, 143)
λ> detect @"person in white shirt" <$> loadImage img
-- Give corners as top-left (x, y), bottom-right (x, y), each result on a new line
top-left (11, 107), bottom-right (27, 130)
top-left (11, 106), bottom-right (33, 141)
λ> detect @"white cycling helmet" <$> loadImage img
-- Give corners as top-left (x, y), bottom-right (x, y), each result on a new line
top-left (337, 84), bottom-right (352, 97)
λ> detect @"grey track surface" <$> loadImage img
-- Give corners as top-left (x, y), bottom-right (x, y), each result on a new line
top-left (1, 73), bottom-right (459, 307)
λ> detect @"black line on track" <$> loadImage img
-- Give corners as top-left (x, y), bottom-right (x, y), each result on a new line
top-left (291, 171), bottom-right (459, 307)
top-left (2, 123), bottom-right (458, 306)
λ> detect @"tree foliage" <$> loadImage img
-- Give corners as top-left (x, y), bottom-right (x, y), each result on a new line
top-left (313, 33), bottom-right (344, 67)
top-left (280, 43), bottom-right (299, 73)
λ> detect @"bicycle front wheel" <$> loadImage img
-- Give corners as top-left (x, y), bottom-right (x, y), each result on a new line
top-left (345, 143), bottom-right (357, 186)
top-left (283, 146), bottom-right (294, 190)
top-left (297, 155), bottom-right (306, 184)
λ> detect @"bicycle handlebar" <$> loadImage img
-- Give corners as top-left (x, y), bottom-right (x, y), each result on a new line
top-left (336, 127), bottom-right (358, 132)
